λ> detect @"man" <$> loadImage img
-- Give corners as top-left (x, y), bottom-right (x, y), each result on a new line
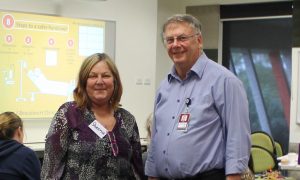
top-left (145, 14), bottom-right (251, 180)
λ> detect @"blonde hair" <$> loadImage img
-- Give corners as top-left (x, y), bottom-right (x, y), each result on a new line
top-left (73, 53), bottom-right (123, 110)
top-left (0, 112), bottom-right (23, 140)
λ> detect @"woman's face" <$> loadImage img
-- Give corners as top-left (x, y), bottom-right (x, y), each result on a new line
top-left (15, 127), bottom-right (24, 144)
top-left (86, 61), bottom-right (115, 107)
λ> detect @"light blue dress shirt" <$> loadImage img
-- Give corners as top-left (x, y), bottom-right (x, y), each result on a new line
top-left (145, 53), bottom-right (251, 179)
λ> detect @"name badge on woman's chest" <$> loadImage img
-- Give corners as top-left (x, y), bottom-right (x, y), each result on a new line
top-left (89, 120), bottom-right (108, 138)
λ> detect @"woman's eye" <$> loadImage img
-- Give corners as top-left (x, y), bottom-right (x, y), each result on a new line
top-left (103, 74), bottom-right (112, 78)
top-left (88, 74), bottom-right (98, 79)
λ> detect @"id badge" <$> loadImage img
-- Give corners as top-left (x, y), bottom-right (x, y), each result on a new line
top-left (89, 120), bottom-right (108, 138)
top-left (177, 113), bottom-right (190, 131)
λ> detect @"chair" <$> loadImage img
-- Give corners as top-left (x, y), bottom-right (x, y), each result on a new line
top-left (251, 131), bottom-right (276, 155)
top-left (274, 141), bottom-right (283, 157)
top-left (249, 145), bottom-right (278, 174)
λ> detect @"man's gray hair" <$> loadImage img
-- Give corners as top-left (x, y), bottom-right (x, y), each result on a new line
top-left (162, 14), bottom-right (202, 37)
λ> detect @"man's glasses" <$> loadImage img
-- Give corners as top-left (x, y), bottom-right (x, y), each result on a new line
top-left (164, 33), bottom-right (199, 45)
top-left (108, 132), bottom-right (119, 157)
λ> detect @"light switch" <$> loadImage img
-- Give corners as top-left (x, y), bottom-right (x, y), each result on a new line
top-left (135, 78), bottom-right (143, 85)
top-left (144, 78), bottom-right (151, 85)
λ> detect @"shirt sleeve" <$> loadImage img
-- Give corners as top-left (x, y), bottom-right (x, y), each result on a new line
top-left (219, 77), bottom-right (251, 175)
top-left (22, 149), bottom-right (41, 180)
top-left (41, 103), bottom-right (70, 180)
top-left (145, 93), bottom-right (159, 177)
top-left (144, 128), bottom-right (158, 177)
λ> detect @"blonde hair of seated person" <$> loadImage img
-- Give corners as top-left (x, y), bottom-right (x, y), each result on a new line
top-left (0, 112), bottom-right (24, 143)
top-left (145, 113), bottom-right (153, 140)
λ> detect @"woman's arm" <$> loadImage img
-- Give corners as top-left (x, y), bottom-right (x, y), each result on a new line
top-left (41, 103), bottom-right (71, 180)
top-left (132, 121), bottom-right (146, 179)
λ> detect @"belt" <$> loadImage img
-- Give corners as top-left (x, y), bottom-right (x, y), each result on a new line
top-left (160, 168), bottom-right (225, 180)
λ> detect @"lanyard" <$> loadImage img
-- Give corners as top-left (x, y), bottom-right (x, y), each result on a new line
top-left (185, 98), bottom-right (192, 113)
top-left (183, 74), bottom-right (197, 113)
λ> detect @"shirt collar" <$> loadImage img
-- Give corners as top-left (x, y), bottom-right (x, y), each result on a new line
top-left (167, 52), bottom-right (209, 82)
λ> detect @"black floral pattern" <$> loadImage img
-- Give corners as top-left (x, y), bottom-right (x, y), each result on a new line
top-left (41, 101), bottom-right (144, 180)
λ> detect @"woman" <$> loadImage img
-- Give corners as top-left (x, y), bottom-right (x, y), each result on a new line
top-left (0, 112), bottom-right (41, 180)
top-left (41, 53), bottom-right (144, 180)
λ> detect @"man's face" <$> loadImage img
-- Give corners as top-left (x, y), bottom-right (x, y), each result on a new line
top-left (164, 22), bottom-right (202, 67)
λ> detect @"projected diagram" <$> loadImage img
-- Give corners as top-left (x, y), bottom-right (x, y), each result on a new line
top-left (27, 68), bottom-right (75, 101)
top-left (2, 64), bottom-right (15, 85)
top-left (14, 60), bottom-right (75, 102)
top-left (0, 11), bottom-right (106, 119)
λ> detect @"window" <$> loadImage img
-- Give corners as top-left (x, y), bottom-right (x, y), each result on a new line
top-left (221, 2), bottom-right (292, 153)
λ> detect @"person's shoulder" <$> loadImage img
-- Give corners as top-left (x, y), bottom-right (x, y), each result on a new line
top-left (18, 144), bottom-right (36, 154)
top-left (116, 108), bottom-right (135, 119)
top-left (12, 144), bottom-right (38, 161)
top-left (55, 101), bottom-right (80, 114)
top-left (116, 108), bottom-right (139, 137)
top-left (206, 58), bottom-right (238, 79)
top-left (116, 108), bottom-right (136, 125)
top-left (0, 140), bottom-right (23, 157)
top-left (59, 101), bottom-right (76, 109)
top-left (205, 60), bottom-right (244, 89)
top-left (17, 145), bottom-right (40, 168)
top-left (156, 75), bottom-right (170, 92)
top-left (205, 58), bottom-right (225, 71)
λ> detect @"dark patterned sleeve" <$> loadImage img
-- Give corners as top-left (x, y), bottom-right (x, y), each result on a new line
top-left (130, 116), bottom-right (146, 180)
top-left (41, 102), bottom-right (71, 180)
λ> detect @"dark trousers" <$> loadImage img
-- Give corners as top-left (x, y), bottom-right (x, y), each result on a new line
top-left (160, 169), bottom-right (225, 180)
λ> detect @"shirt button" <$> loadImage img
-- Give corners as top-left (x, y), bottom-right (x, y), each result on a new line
top-left (163, 150), bottom-right (166, 154)
top-left (165, 168), bottom-right (168, 172)
top-left (177, 99), bottom-right (180, 102)
top-left (172, 116), bottom-right (175, 119)
top-left (167, 133), bottom-right (170, 136)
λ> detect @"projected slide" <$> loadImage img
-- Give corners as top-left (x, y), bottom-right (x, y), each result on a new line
top-left (0, 11), bottom-right (106, 119)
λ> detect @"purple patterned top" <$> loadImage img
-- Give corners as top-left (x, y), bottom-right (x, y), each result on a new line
top-left (41, 101), bottom-right (144, 180)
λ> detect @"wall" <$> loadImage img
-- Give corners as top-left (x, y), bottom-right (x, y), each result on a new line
top-left (290, 47), bottom-right (300, 146)
top-left (155, 0), bottom-right (183, 89)
top-left (186, 5), bottom-right (220, 50)
top-left (290, 0), bottom-right (300, 146)
top-left (0, 0), bottom-right (157, 142)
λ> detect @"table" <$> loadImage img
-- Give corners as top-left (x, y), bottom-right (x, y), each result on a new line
top-left (278, 153), bottom-right (300, 179)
